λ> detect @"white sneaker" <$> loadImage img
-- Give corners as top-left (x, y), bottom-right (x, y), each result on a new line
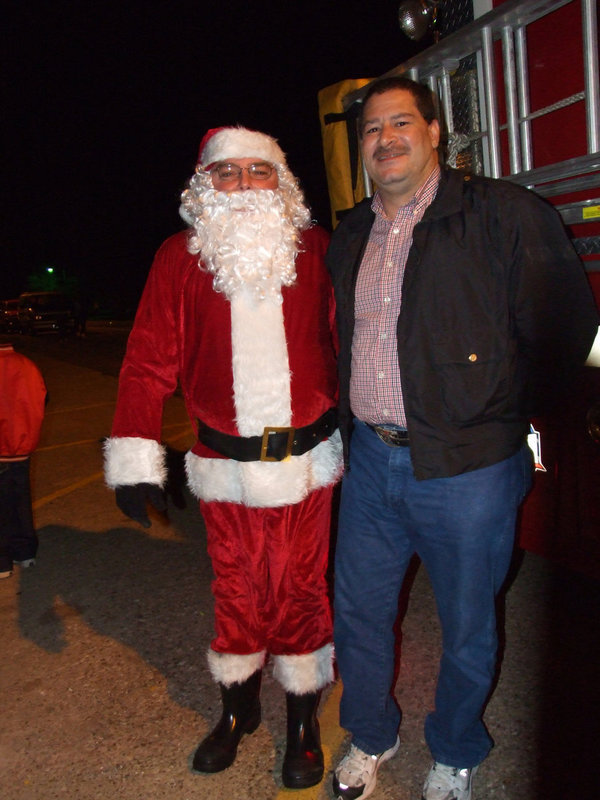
top-left (333, 736), bottom-right (400, 799)
top-left (422, 762), bottom-right (479, 800)
top-left (14, 558), bottom-right (36, 568)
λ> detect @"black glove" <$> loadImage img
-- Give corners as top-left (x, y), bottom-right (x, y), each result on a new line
top-left (115, 483), bottom-right (167, 528)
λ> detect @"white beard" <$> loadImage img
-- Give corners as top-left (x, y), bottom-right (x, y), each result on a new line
top-left (186, 188), bottom-right (300, 302)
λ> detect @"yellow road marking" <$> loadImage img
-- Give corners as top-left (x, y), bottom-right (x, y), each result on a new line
top-left (33, 425), bottom-right (193, 506)
top-left (33, 472), bottom-right (104, 509)
top-left (36, 421), bottom-right (192, 453)
top-left (45, 402), bottom-right (115, 415)
top-left (166, 429), bottom-right (195, 443)
top-left (37, 438), bottom-right (99, 452)
top-left (275, 680), bottom-right (345, 799)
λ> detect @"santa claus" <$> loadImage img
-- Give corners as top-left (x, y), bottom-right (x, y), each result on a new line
top-left (104, 126), bottom-right (342, 788)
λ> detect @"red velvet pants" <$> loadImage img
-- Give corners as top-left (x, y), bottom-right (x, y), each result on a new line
top-left (200, 485), bottom-right (334, 656)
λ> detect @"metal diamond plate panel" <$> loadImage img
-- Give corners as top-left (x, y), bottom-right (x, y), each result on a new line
top-left (438, 0), bottom-right (474, 37)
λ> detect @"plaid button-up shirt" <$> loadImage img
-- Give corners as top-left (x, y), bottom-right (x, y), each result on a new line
top-left (350, 166), bottom-right (440, 427)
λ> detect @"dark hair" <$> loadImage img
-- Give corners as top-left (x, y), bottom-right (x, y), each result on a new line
top-left (358, 76), bottom-right (438, 134)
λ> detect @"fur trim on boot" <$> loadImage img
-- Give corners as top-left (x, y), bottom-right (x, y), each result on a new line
top-left (207, 648), bottom-right (266, 688)
top-left (272, 643), bottom-right (334, 695)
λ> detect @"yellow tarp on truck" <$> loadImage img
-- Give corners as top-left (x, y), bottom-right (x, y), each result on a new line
top-left (318, 78), bottom-right (372, 228)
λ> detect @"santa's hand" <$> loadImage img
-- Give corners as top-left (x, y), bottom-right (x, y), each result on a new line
top-left (115, 483), bottom-right (167, 528)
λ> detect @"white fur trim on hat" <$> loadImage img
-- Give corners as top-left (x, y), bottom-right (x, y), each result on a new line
top-left (103, 436), bottom-right (167, 488)
top-left (200, 127), bottom-right (287, 169)
top-left (207, 648), bottom-right (266, 687)
top-left (272, 643), bottom-right (335, 694)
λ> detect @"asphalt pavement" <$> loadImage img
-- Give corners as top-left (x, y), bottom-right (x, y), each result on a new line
top-left (1, 325), bottom-right (598, 800)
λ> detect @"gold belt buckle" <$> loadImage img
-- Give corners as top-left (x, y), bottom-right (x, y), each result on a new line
top-left (260, 426), bottom-right (295, 462)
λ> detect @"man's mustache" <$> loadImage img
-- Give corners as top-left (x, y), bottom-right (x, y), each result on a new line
top-left (373, 146), bottom-right (409, 160)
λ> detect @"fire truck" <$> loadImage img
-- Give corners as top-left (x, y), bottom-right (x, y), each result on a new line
top-left (318, 0), bottom-right (600, 577)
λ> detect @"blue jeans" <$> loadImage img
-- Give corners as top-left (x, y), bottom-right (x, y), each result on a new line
top-left (334, 420), bottom-right (532, 767)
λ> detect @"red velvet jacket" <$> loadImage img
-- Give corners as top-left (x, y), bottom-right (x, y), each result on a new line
top-left (106, 226), bottom-right (342, 506)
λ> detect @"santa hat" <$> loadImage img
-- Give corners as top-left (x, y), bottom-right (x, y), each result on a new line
top-left (198, 126), bottom-right (287, 170)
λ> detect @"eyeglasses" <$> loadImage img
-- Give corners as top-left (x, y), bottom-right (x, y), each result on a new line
top-left (210, 162), bottom-right (276, 181)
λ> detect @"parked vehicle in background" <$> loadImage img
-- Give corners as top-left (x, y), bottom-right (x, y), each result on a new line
top-left (17, 291), bottom-right (76, 335)
top-left (0, 299), bottom-right (20, 332)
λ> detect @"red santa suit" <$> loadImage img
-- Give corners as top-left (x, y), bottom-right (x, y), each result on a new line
top-left (105, 224), bottom-right (342, 692)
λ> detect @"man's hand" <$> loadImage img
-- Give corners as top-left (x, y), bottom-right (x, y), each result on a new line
top-left (115, 483), bottom-right (167, 528)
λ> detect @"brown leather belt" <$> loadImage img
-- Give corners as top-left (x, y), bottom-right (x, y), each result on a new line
top-left (197, 408), bottom-right (337, 462)
top-left (367, 424), bottom-right (410, 447)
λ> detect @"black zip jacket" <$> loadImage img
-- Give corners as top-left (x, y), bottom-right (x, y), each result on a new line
top-left (326, 167), bottom-right (599, 480)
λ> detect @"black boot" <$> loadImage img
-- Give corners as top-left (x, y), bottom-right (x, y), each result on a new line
top-left (192, 670), bottom-right (261, 773)
top-left (282, 691), bottom-right (324, 789)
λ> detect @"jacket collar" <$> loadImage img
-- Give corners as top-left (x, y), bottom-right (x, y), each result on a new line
top-left (420, 167), bottom-right (467, 222)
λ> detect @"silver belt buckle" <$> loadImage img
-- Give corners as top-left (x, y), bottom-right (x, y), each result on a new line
top-left (373, 426), bottom-right (408, 447)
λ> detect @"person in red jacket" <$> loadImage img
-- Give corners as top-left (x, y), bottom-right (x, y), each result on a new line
top-left (104, 127), bottom-right (342, 789)
top-left (0, 343), bottom-right (46, 579)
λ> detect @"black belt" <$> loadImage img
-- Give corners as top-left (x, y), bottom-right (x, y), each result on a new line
top-left (197, 409), bottom-right (337, 463)
top-left (366, 423), bottom-right (410, 447)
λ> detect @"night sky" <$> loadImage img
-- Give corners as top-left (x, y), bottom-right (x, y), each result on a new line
top-left (3, 0), bottom-right (425, 311)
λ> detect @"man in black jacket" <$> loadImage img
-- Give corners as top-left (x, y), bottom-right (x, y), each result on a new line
top-left (327, 76), bottom-right (600, 800)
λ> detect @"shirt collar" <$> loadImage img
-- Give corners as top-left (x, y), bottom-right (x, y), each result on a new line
top-left (371, 164), bottom-right (441, 221)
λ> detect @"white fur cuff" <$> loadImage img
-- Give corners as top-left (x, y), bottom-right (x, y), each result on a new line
top-left (103, 436), bottom-right (167, 488)
top-left (207, 648), bottom-right (266, 687)
top-left (272, 643), bottom-right (334, 694)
